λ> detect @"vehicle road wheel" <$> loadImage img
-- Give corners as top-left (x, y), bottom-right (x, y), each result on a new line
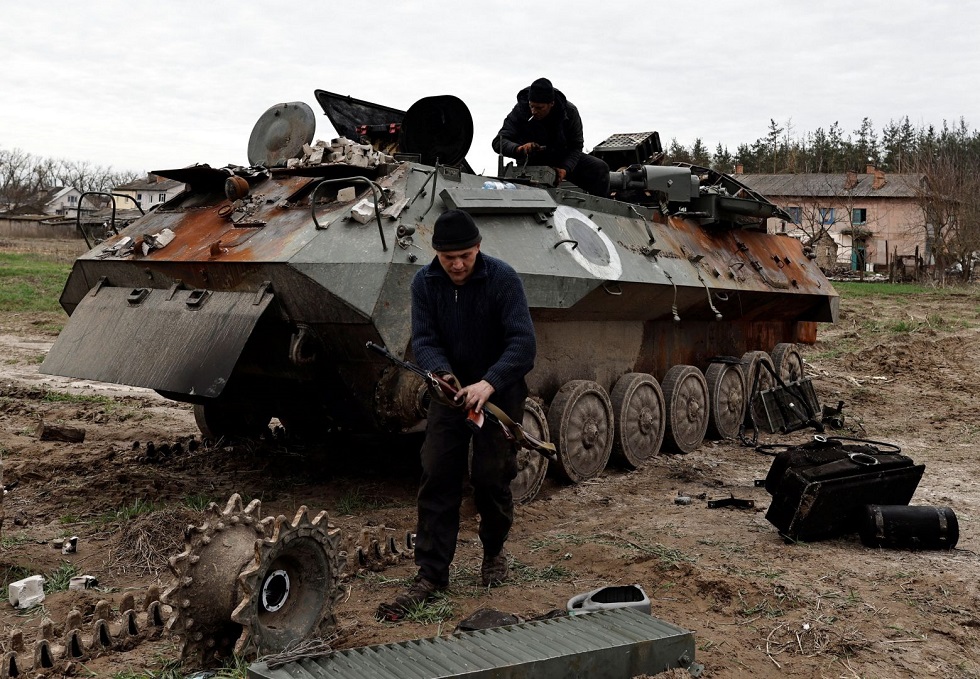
top-left (705, 362), bottom-right (746, 440)
top-left (740, 351), bottom-right (775, 426)
top-left (771, 343), bottom-right (805, 383)
top-left (610, 373), bottom-right (665, 468)
top-left (194, 401), bottom-right (271, 441)
top-left (661, 365), bottom-right (709, 454)
top-left (547, 380), bottom-right (613, 483)
top-left (509, 398), bottom-right (550, 504)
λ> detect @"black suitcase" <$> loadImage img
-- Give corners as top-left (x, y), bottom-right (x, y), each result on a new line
top-left (764, 437), bottom-right (924, 541)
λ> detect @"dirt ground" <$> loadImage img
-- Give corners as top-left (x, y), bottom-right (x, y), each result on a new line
top-left (2, 238), bottom-right (979, 678)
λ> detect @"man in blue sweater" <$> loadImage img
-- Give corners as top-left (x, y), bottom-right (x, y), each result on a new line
top-left (379, 209), bottom-right (536, 617)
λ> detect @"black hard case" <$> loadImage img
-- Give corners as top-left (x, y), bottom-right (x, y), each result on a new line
top-left (764, 442), bottom-right (924, 542)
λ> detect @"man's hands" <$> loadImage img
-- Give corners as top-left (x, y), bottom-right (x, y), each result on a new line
top-left (516, 142), bottom-right (541, 156)
top-left (455, 379), bottom-right (495, 412)
top-left (556, 167), bottom-right (567, 182)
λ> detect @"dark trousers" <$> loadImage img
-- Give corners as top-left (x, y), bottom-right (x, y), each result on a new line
top-left (567, 153), bottom-right (611, 197)
top-left (528, 151), bottom-right (610, 197)
top-left (414, 380), bottom-right (527, 587)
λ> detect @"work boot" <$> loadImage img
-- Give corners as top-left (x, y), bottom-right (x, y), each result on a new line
top-left (481, 551), bottom-right (509, 587)
top-left (376, 576), bottom-right (444, 621)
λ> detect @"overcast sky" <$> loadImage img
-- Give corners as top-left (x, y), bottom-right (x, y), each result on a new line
top-left (2, 1), bottom-right (976, 177)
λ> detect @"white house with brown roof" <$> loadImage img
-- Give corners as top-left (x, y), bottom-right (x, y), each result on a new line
top-left (738, 167), bottom-right (926, 272)
top-left (113, 173), bottom-right (186, 211)
top-left (30, 186), bottom-right (97, 217)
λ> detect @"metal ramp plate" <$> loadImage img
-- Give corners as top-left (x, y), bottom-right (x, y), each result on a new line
top-left (40, 284), bottom-right (273, 398)
top-left (248, 607), bottom-right (697, 679)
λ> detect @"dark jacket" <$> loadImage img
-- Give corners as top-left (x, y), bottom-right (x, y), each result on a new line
top-left (411, 252), bottom-right (535, 391)
top-left (491, 87), bottom-right (585, 173)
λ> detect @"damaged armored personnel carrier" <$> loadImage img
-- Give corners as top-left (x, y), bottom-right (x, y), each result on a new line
top-left (42, 90), bottom-right (837, 502)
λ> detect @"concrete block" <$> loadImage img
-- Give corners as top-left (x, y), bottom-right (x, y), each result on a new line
top-left (337, 187), bottom-right (357, 203)
top-left (9, 575), bottom-right (44, 609)
top-left (351, 199), bottom-right (376, 224)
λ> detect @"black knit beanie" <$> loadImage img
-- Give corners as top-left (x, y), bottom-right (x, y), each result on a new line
top-left (528, 77), bottom-right (554, 103)
top-left (432, 209), bottom-right (482, 251)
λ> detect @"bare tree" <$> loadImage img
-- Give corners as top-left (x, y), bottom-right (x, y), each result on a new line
top-left (0, 145), bottom-right (142, 213)
top-left (909, 142), bottom-right (980, 284)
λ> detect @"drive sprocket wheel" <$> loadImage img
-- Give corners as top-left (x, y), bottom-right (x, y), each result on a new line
top-left (162, 494), bottom-right (343, 667)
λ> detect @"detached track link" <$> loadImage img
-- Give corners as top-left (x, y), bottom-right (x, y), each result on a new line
top-left (163, 493), bottom-right (344, 666)
top-left (0, 585), bottom-right (168, 678)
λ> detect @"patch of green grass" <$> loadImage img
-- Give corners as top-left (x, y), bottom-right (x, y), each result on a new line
top-left (115, 498), bottom-right (158, 521)
top-left (183, 493), bottom-right (214, 511)
top-left (401, 593), bottom-right (454, 625)
top-left (59, 513), bottom-right (82, 525)
top-left (834, 281), bottom-right (943, 298)
top-left (108, 658), bottom-right (184, 679)
top-left (0, 564), bottom-right (34, 590)
top-left (46, 561), bottom-right (79, 593)
top-left (0, 534), bottom-right (32, 549)
top-left (0, 252), bottom-right (71, 313)
top-left (858, 318), bottom-right (883, 333)
top-left (510, 559), bottom-right (572, 584)
top-left (40, 390), bottom-right (115, 408)
top-left (888, 319), bottom-right (918, 333)
top-left (95, 498), bottom-right (158, 527)
top-left (334, 489), bottom-right (387, 515)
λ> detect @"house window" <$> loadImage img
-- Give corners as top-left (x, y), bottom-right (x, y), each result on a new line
top-left (159, 193), bottom-right (166, 202)
top-left (819, 208), bottom-right (835, 225)
top-left (68, 195), bottom-right (77, 205)
top-left (852, 208), bottom-right (867, 225)
top-left (137, 193), bottom-right (143, 202)
top-left (787, 206), bottom-right (801, 224)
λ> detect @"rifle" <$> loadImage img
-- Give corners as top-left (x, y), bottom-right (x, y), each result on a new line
top-left (366, 342), bottom-right (557, 463)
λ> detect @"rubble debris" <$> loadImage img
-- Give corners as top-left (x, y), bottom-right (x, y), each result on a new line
top-left (35, 421), bottom-right (85, 443)
top-left (8, 575), bottom-right (44, 609)
top-left (568, 584), bottom-right (651, 615)
top-left (674, 495), bottom-right (692, 506)
top-left (68, 575), bottom-right (98, 591)
top-left (707, 494), bottom-right (755, 510)
top-left (141, 227), bottom-right (176, 255)
top-left (455, 608), bottom-right (521, 632)
top-left (350, 198), bottom-right (377, 224)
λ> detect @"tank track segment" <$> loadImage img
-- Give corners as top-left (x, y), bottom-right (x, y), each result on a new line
top-left (0, 585), bottom-right (167, 677)
top-left (162, 493), bottom-right (344, 666)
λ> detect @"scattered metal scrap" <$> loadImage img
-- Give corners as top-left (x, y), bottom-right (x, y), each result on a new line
top-left (0, 585), bottom-right (168, 678)
top-left (706, 494), bottom-right (755, 510)
top-left (163, 494), bottom-right (344, 666)
top-left (352, 526), bottom-right (414, 572)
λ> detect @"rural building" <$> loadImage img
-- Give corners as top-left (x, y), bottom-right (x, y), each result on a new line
top-left (113, 174), bottom-right (186, 211)
top-left (12, 186), bottom-right (98, 218)
top-left (738, 167), bottom-right (926, 273)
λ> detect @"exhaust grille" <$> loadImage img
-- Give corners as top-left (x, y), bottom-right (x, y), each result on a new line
top-left (248, 607), bottom-right (697, 679)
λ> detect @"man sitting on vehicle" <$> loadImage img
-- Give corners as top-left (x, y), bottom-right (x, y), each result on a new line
top-left (492, 77), bottom-right (610, 197)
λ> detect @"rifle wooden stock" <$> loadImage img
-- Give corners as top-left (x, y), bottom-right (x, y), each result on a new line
top-left (366, 342), bottom-right (557, 463)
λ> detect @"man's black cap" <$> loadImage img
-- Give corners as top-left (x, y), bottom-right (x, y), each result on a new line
top-left (528, 77), bottom-right (555, 103)
top-left (432, 209), bottom-right (482, 252)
